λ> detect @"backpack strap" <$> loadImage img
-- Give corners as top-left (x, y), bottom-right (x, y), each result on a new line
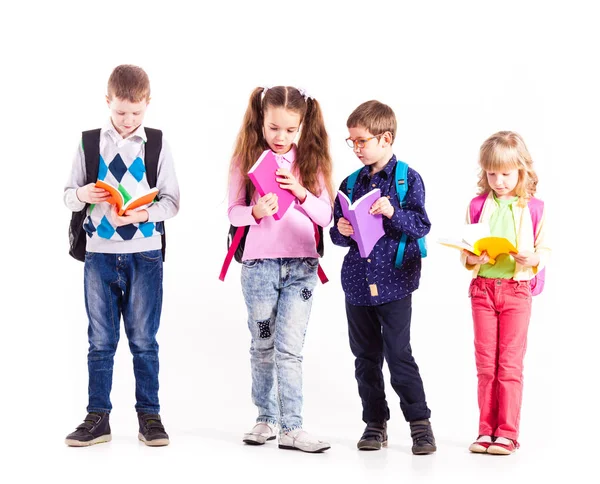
top-left (469, 193), bottom-right (488, 224)
top-left (527, 197), bottom-right (544, 236)
top-left (345, 168), bottom-right (362, 202)
top-left (82, 129), bottom-right (101, 184)
top-left (393, 160), bottom-right (427, 267)
top-left (313, 223), bottom-right (328, 284)
top-left (143, 128), bottom-right (166, 262)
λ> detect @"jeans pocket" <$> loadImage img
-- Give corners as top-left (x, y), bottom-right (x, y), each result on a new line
top-left (242, 259), bottom-right (260, 268)
top-left (468, 281), bottom-right (481, 298)
top-left (513, 282), bottom-right (531, 300)
top-left (302, 257), bottom-right (319, 269)
top-left (137, 250), bottom-right (162, 262)
top-left (85, 251), bottom-right (97, 261)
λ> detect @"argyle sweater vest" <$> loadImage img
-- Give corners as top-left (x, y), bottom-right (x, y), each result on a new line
top-left (83, 141), bottom-right (164, 241)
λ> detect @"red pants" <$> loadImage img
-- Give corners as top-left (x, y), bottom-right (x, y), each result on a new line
top-left (470, 277), bottom-right (532, 441)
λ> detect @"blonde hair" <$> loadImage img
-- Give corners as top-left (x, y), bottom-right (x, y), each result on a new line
top-left (107, 65), bottom-right (150, 102)
top-left (477, 131), bottom-right (538, 206)
top-left (346, 100), bottom-right (397, 143)
top-left (230, 86), bottom-right (334, 203)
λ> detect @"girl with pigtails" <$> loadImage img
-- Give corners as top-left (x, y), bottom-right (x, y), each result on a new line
top-left (227, 86), bottom-right (334, 453)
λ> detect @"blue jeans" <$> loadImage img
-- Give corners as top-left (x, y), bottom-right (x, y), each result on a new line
top-left (241, 258), bottom-right (319, 432)
top-left (83, 250), bottom-right (163, 414)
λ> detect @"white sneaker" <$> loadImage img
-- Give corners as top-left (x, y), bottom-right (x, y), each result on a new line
top-left (243, 422), bottom-right (277, 445)
top-left (278, 429), bottom-right (331, 453)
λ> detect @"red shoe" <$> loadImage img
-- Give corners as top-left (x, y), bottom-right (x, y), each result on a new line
top-left (488, 438), bottom-right (519, 455)
top-left (468, 435), bottom-right (493, 453)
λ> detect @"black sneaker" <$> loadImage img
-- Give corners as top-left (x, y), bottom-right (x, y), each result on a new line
top-left (357, 421), bottom-right (388, 450)
top-left (410, 419), bottom-right (437, 454)
top-left (65, 412), bottom-right (111, 447)
top-left (138, 413), bottom-right (170, 446)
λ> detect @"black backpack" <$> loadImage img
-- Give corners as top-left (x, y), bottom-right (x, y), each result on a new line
top-left (68, 127), bottom-right (166, 262)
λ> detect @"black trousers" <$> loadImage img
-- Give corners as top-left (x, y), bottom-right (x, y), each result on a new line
top-left (346, 295), bottom-right (431, 423)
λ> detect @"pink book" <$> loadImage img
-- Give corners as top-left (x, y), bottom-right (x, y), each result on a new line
top-left (248, 149), bottom-right (297, 221)
top-left (337, 188), bottom-right (385, 257)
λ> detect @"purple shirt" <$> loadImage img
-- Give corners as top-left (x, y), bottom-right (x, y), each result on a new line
top-left (228, 145), bottom-right (333, 260)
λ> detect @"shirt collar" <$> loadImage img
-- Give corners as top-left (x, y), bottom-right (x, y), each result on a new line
top-left (101, 119), bottom-right (147, 143)
top-left (357, 154), bottom-right (397, 182)
top-left (279, 144), bottom-right (297, 164)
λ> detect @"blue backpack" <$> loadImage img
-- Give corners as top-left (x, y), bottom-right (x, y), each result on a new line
top-left (345, 160), bottom-right (427, 268)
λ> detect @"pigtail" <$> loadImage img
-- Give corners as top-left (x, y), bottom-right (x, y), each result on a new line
top-left (296, 97), bottom-right (335, 204)
top-left (229, 87), bottom-right (267, 199)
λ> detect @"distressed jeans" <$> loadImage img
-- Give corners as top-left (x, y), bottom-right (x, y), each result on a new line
top-left (84, 250), bottom-right (163, 414)
top-left (241, 258), bottom-right (318, 432)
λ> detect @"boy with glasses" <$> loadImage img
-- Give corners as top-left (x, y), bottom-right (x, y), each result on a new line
top-left (330, 100), bottom-right (436, 454)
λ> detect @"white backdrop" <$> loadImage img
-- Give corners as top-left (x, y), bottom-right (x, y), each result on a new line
top-left (1, 1), bottom-right (597, 482)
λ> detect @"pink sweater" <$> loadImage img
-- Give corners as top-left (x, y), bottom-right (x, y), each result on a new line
top-left (228, 145), bottom-right (333, 261)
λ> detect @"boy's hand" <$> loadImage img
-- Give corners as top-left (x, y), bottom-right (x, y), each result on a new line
top-left (337, 217), bottom-right (354, 237)
top-left (510, 251), bottom-right (540, 268)
top-left (276, 168), bottom-right (307, 202)
top-left (252, 193), bottom-right (278, 220)
top-left (77, 183), bottom-right (110, 204)
top-left (464, 250), bottom-right (490, 266)
top-left (369, 197), bottom-right (394, 219)
top-left (110, 206), bottom-right (149, 227)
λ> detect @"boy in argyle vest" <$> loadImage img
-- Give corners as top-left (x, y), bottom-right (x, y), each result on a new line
top-left (63, 65), bottom-right (180, 447)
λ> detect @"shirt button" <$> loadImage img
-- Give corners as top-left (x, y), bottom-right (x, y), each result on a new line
top-left (372, 184), bottom-right (376, 188)
top-left (367, 259), bottom-right (371, 263)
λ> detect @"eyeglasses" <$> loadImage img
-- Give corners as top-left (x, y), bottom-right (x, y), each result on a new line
top-left (345, 134), bottom-right (383, 149)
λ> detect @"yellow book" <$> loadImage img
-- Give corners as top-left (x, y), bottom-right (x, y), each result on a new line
top-left (437, 223), bottom-right (517, 265)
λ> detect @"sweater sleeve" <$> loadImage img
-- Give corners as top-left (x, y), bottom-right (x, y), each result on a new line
top-left (63, 142), bottom-right (87, 212)
top-left (145, 138), bottom-right (180, 223)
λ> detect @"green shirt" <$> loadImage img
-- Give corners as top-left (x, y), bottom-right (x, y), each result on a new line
top-left (478, 194), bottom-right (518, 279)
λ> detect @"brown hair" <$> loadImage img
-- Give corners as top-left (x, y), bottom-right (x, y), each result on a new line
top-left (107, 65), bottom-right (150, 102)
top-left (346, 100), bottom-right (397, 142)
top-left (477, 131), bottom-right (538, 205)
top-left (230, 86), bottom-right (334, 203)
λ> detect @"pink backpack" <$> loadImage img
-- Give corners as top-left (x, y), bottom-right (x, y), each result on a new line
top-left (469, 194), bottom-right (545, 296)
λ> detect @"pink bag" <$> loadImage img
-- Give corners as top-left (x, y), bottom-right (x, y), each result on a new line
top-left (469, 194), bottom-right (545, 296)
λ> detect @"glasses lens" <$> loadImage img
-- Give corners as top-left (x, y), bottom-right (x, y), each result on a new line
top-left (346, 139), bottom-right (355, 148)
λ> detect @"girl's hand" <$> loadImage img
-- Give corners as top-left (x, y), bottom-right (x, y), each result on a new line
top-left (110, 206), bottom-right (149, 227)
top-left (337, 217), bottom-right (354, 237)
top-left (510, 250), bottom-right (540, 268)
top-left (464, 250), bottom-right (490, 266)
top-left (369, 196), bottom-right (394, 219)
top-left (77, 183), bottom-right (111, 204)
top-left (276, 168), bottom-right (307, 202)
top-left (252, 193), bottom-right (279, 220)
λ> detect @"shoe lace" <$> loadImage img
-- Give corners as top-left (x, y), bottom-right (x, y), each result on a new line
top-left (410, 421), bottom-right (434, 445)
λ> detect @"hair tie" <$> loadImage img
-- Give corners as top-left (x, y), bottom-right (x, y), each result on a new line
top-left (297, 87), bottom-right (311, 102)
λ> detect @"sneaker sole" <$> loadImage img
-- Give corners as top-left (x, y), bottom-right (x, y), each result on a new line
top-left (138, 433), bottom-right (170, 447)
top-left (357, 440), bottom-right (388, 451)
top-left (243, 435), bottom-right (276, 445)
top-left (469, 443), bottom-right (489, 453)
top-left (487, 445), bottom-right (513, 455)
top-left (65, 434), bottom-right (112, 447)
top-left (278, 444), bottom-right (331, 453)
top-left (412, 446), bottom-right (437, 455)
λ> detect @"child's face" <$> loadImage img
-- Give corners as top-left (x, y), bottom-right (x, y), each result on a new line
top-left (263, 107), bottom-right (301, 155)
top-left (106, 96), bottom-right (149, 139)
top-left (486, 169), bottom-right (519, 199)
top-left (347, 126), bottom-right (391, 172)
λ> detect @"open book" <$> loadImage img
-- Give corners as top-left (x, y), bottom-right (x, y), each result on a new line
top-left (248, 149), bottom-right (296, 221)
top-left (437, 223), bottom-right (517, 265)
top-left (337, 188), bottom-right (385, 258)
top-left (95, 180), bottom-right (159, 216)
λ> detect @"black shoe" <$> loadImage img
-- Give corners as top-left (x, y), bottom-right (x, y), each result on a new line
top-left (65, 412), bottom-right (111, 447)
top-left (357, 421), bottom-right (388, 450)
top-left (410, 419), bottom-right (437, 455)
top-left (138, 413), bottom-right (170, 446)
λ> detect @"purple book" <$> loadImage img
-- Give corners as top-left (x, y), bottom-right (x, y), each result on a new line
top-left (337, 188), bottom-right (385, 257)
top-left (248, 149), bottom-right (296, 220)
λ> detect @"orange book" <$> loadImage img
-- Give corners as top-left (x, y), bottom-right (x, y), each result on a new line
top-left (95, 180), bottom-right (158, 216)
